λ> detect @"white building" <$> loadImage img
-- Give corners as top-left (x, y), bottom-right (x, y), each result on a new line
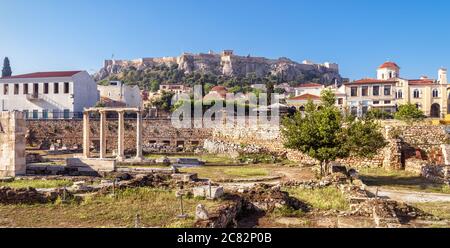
top-left (98, 81), bottom-right (142, 108)
top-left (0, 71), bottom-right (99, 119)
top-left (294, 83), bottom-right (325, 96)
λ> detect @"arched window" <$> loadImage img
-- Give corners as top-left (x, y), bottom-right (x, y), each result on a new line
top-left (432, 88), bottom-right (439, 98)
top-left (413, 89), bottom-right (420, 98)
top-left (396, 89), bottom-right (403, 99)
top-left (389, 72), bottom-right (393, 78)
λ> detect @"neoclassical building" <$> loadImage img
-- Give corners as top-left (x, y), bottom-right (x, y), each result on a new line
top-left (344, 62), bottom-right (449, 117)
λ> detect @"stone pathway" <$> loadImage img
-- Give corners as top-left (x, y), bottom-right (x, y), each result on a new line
top-left (366, 186), bottom-right (450, 203)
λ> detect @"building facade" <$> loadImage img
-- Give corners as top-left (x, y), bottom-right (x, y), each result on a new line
top-left (0, 71), bottom-right (99, 119)
top-left (98, 81), bottom-right (142, 108)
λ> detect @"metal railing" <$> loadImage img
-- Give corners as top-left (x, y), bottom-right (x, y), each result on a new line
top-left (24, 111), bottom-right (83, 120)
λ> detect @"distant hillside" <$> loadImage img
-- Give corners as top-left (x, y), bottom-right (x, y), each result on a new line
top-left (95, 50), bottom-right (343, 91)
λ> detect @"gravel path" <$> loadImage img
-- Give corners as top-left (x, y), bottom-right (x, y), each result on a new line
top-left (366, 186), bottom-right (450, 203)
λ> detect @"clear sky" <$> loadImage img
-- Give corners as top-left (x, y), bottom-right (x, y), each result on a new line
top-left (1, 0), bottom-right (449, 80)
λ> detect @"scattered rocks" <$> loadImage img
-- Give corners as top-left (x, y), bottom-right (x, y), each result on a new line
top-left (193, 185), bottom-right (224, 199)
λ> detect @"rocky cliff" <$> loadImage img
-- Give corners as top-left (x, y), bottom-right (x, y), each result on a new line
top-left (95, 50), bottom-right (342, 85)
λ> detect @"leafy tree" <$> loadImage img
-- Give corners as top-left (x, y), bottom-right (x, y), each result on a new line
top-left (150, 91), bottom-right (175, 112)
top-left (282, 89), bottom-right (386, 176)
top-left (394, 103), bottom-right (425, 122)
top-left (2, 57), bottom-right (12, 77)
top-left (266, 81), bottom-right (274, 105)
top-left (149, 80), bottom-right (160, 92)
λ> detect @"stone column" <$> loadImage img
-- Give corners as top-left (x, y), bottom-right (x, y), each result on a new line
top-left (117, 110), bottom-right (125, 161)
top-left (135, 111), bottom-right (144, 161)
top-left (83, 111), bottom-right (90, 158)
top-left (100, 110), bottom-right (107, 159)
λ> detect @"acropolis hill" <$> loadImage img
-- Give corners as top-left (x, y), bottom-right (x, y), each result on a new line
top-left (95, 50), bottom-right (343, 84)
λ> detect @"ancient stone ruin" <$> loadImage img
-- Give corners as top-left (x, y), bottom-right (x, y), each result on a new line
top-left (0, 111), bottom-right (26, 177)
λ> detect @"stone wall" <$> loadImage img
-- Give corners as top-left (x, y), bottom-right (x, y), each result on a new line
top-left (26, 119), bottom-right (212, 153)
top-left (210, 121), bottom-right (447, 169)
top-left (0, 111), bottom-right (26, 177)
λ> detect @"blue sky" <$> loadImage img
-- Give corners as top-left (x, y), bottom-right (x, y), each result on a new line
top-left (1, 0), bottom-right (449, 80)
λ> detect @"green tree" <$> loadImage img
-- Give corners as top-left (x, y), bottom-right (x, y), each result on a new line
top-left (281, 89), bottom-right (386, 176)
top-left (149, 80), bottom-right (160, 92)
top-left (2, 57), bottom-right (12, 77)
top-left (394, 103), bottom-right (425, 122)
top-left (266, 81), bottom-right (274, 105)
top-left (150, 91), bottom-right (175, 112)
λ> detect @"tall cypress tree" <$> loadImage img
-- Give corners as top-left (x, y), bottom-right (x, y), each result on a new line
top-left (2, 57), bottom-right (12, 78)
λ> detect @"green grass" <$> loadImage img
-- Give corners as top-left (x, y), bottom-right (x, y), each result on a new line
top-left (413, 202), bottom-right (450, 226)
top-left (0, 179), bottom-right (73, 189)
top-left (180, 166), bottom-right (271, 181)
top-left (359, 167), bottom-right (450, 194)
top-left (284, 187), bottom-right (350, 211)
top-left (0, 188), bottom-right (226, 228)
top-left (145, 154), bottom-right (238, 164)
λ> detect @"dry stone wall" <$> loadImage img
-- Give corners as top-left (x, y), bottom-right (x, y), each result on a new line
top-left (26, 119), bottom-right (212, 153)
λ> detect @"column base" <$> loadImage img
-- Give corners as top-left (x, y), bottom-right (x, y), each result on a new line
top-left (116, 156), bottom-right (125, 162)
top-left (133, 156), bottom-right (144, 163)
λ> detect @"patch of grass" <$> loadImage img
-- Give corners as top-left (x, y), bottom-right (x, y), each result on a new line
top-left (0, 179), bottom-right (73, 189)
top-left (413, 202), bottom-right (450, 221)
top-left (180, 166), bottom-right (270, 181)
top-left (145, 154), bottom-right (238, 164)
top-left (285, 187), bottom-right (350, 211)
top-left (0, 188), bottom-right (225, 228)
top-left (359, 167), bottom-right (450, 194)
top-left (272, 206), bottom-right (305, 218)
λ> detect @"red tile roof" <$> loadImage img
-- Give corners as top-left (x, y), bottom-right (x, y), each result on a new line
top-left (345, 78), bottom-right (397, 85)
top-left (379, 62), bottom-right (400, 69)
top-left (408, 79), bottom-right (436, 85)
top-left (211, 86), bottom-right (228, 92)
top-left (289, 94), bottom-right (320, 101)
top-left (297, 83), bottom-right (323, 88)
top-left (2, 71), bottom-right (82, 79)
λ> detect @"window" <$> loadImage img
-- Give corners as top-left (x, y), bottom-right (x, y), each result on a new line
top-left (32, 110), bottom-right (38, 119)
top-left (362, 86), bottom-right (368, 96)
top-left (23, 110), bottom-right (29, 119)
top-left (42, 109), bottom-right (48, 119)
top-left (3, 84), bottom-right (9, 95)
top-left (63, 109), bottom-right (70, 119)
top-left (384, 85), bottom-right (391, 96)
top-left (338, 98), bottom-right (343, 105)
top-left (52, 109), bottom-right (60, 119)
top-left (44, 83), bottom-right (49, 94)
top-left (64, 82), bottom-right (70, 94)
top-left (413, 89), bottom-right (420, 98)
top-left (432, 88), bottom-right (439, 98)
top-left (14, 84), bottom-right (19, 95)
top-left (23, 84), bottom-right (29, 94)
top-left (350, 87), bottom-right (358, 97)
top-left (396, 90), bottom-right (403, 99)
top-left (373, 101), bottom-right (380, 105)
top-left (384, 100), bottom-right (391, 104)
top-left (373, 86), bottom-right (380, 96)
top-left (54, 83), bottom-right (59, 94)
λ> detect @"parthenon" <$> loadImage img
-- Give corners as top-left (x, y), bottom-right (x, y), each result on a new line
top-left (83, 107), bottom-right (144, 162)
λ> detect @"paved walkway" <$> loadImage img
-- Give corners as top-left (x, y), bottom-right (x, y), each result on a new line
top-left (366, 186), bottom-right (450, 203)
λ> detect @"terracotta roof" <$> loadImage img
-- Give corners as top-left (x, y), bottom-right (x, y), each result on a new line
top-left (408, 79), bottom-right (436, 85)
top-left (297, 83), bottom-right (323, 88)
top-left (288, 94), bottom-right (320, 101)
top-left (1, 71), bottom-right (82, 79)
top-left (211, 86), bottom-right (227, 92)
top-left (345, 78), bottom-right (397, 85)
top-left (379, 62), bottom-right (400, 69)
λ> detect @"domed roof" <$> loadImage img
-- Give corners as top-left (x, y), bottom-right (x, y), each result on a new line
top-left (379, 62), bottom-right (400, 69)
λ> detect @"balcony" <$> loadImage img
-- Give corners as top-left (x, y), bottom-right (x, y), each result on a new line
top-left (26, 93), bottom-right (43, 101)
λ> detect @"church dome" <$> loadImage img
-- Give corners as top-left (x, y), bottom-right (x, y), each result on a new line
top-left (379, 62), bottom-right (400, 69)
